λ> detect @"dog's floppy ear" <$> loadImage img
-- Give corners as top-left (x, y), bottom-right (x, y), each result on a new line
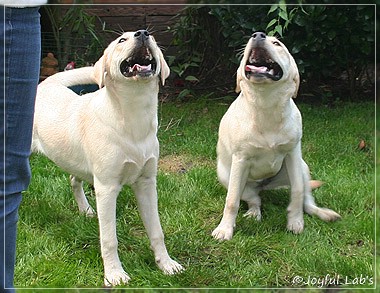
top-left (158, 49), bottom-right (170, 86)
top-left (292, 72), bottom-right (300, 99)
top-left (235, 64), bottom-right (243, 93)
top-left (290, 57), bottom-right (300, 98)
top-left (93, 53), bottom-right (107, 88)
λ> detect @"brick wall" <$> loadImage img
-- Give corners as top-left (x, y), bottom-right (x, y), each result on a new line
top-left (41, 3), bottom-right (186, 69)
top-left (85, 5), bottom-right (185, 51)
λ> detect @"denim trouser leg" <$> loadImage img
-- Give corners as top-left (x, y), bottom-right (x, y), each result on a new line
top-left (0, 194), bottom-right (22, 292)
top-left (0, 7), bottom-right (41, 292)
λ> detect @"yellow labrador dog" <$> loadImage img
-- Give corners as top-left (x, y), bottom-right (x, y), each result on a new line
top-left (32, 30), bottom-right (183, 285)
top-left (212, 32), bottom-right (341, 241)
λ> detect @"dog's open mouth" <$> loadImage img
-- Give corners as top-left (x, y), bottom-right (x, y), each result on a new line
top-left (245, 48), bottom-right (283, 81)
top-left (120, 46), bottom-right (157, 78)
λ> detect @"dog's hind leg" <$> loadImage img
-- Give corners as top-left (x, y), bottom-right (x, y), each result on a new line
top-left (70, 175), bottom-right (95, 217)
top-left (241, 183), bottom-right (262, 221)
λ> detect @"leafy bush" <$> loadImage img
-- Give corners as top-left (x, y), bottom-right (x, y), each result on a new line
top-left (43, 5), bottom-right (107, 70)
top-left (269, 4), bottom-right (375, 99)
top-left (168, 3), bottom-right (375, 101)
top-left (167, 6), bottom-right (240, 98)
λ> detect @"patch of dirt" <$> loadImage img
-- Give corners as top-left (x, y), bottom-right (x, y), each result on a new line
top-left (159, 154), bottom-right (215, 174)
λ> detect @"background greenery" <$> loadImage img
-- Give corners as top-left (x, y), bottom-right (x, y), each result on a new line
top-left (16, 99), bottom-right (374, 290)
top-left (41, 3), bottom-right (375, 102)
top-left (168, 3), bottom-right (375, 102)
top-left (42, 5), bottom-right (108, 70)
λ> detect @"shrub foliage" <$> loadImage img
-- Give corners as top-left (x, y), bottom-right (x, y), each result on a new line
top-left (168, 3), bottom-right (375, 101)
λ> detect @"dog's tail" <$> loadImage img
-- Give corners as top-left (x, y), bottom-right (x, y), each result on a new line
top-left (304, 180), bottom-right (341, 222)
top-left (41, 67), bottom-right (98, 88)
top-left (310, 180), bottom-right (323, 189)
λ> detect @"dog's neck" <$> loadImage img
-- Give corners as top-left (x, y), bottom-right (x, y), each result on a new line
top-left (102, 79), bottom-right (159, 139)
top-left (240, 82), bottom-right (294, 130)
top-left (107, 78), bottom-right (159, 104)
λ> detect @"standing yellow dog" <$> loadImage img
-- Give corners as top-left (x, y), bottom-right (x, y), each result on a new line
top-left (32, 30), bottom-right (183, 286)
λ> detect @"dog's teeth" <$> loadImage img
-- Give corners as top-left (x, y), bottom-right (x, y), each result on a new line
top-left (268, 69), bottom-right (274, 75)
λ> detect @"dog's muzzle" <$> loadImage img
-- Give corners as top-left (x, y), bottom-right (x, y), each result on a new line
top-left (120, 30), bottom-right (157, 78)
top-left (245, 50), bottom-right (283, 81)
top-left (245, 32), bottom-right (283, 81)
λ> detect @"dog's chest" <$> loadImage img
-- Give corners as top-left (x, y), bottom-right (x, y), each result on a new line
top-left (121, 157), bottom-right (154, 185)
top-left (245, 132), bottom-right (296, 180)
top-left (247, 150), bottom-right (284, 180)
top-left (118, 139), bottom-right (158, 185)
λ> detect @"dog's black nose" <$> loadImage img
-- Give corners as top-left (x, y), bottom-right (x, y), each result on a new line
top-left (252, 32), bottom-right (266, 40)
top-left (134, 30), bottom-right (150, 40)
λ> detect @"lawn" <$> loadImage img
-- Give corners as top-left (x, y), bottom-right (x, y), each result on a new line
top-left (15, 98), bottom-right (375, 291)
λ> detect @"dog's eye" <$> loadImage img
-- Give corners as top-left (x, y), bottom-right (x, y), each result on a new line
top-left (273, 41), bottom-right (281, 46)
top-left (118, 38), bottom-right (127, 43)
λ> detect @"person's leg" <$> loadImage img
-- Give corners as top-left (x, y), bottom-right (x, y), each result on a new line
top-left (0, 6), bottom-right (41, 291)
top-left (0, 194), bottom-right (22, 292)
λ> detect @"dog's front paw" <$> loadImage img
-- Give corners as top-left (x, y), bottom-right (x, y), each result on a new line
top-left (287, 217), bottom-right (304, 234)
top-left (157, 257), bottom-right (184, 275)
top-left (212, 224), bottom-right (234, 241)
top-left (104, 269), bottom-right (131, 287)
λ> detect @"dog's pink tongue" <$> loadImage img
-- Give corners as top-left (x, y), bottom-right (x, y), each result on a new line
top-left (245, 64), bottom-right (267, 73)
top-left (132, 64), bottom-right (151, 72)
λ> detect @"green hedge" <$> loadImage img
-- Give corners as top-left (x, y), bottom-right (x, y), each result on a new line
top-left (168, 4), bottom-right (375, 102)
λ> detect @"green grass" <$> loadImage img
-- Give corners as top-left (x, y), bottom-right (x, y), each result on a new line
top-left (15, 99), bottom-right (375, 290)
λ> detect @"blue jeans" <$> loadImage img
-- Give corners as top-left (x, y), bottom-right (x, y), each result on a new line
top-left (0, 6), bottom-right (41, 292)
